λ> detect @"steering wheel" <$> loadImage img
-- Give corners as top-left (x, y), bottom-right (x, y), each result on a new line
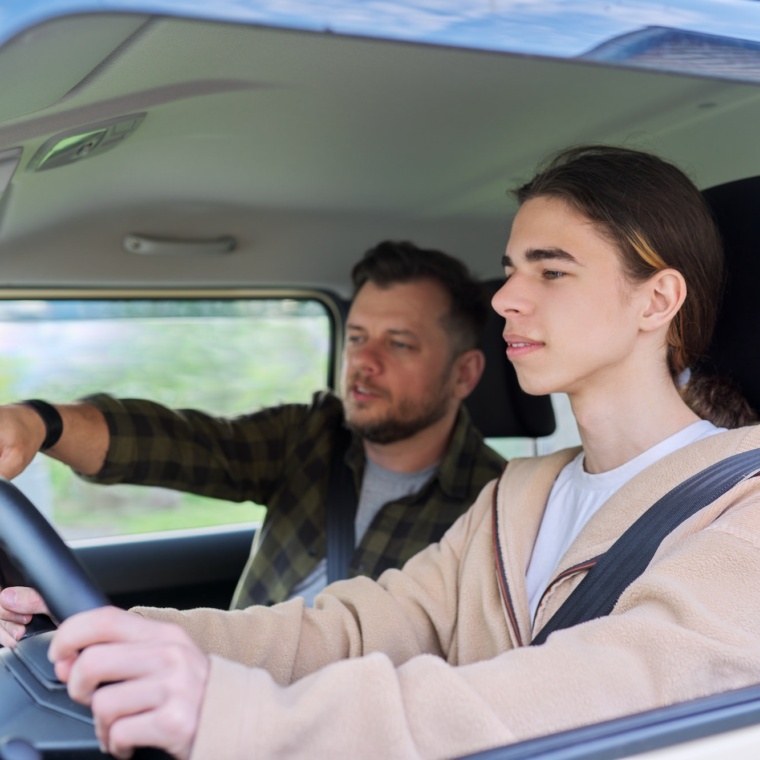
top-left (0, 478), bottom-right (108, 622)
top-left (0, 479), bottom-right (172, 758)
top-left (0, 478), bottom-right (177, 757)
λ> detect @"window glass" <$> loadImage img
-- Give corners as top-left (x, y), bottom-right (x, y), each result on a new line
top-left (536, 394), bottom-right (582, 454)
top-left (487, 393), bottom-right (581, 460)
top-left (0, 296), bottom-right (334, 540)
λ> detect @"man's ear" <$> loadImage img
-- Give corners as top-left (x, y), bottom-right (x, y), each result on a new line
top-left (640, 268), bottom-right (687, 332)
top-left (451, 349), bottom-right (485, 400)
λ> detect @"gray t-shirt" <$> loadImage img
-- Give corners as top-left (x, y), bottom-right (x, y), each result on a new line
top-left (288, 458), bottom-right (438, 606)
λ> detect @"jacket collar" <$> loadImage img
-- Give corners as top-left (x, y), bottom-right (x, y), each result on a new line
top-left (495, 425), bottom-right (760, 640)
top-left (495, 448), bottom-right (577, 645)
top-left (556, 425), bottom-right (760, 577)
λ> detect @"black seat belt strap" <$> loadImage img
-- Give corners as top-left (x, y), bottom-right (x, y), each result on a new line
top-left (532, 447), bottom-right (760, 646)
top-left (326, 425), bottom-right (358, 584)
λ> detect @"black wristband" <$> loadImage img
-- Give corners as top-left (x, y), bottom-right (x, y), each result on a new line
top-left (20, 399), bottom-right (63, 451)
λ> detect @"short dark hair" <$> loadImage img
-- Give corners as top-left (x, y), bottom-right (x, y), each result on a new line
top-left (351, 240), bottom-right (488, 355)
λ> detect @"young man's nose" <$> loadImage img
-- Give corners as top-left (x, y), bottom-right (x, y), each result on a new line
top-left (492, 276), bottom-right (530, 316)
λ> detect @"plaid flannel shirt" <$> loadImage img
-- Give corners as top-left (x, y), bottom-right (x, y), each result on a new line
top-left (82, 391), bottom-right (505, 607)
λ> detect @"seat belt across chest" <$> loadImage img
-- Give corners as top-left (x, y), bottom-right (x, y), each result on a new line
top-left (532, 447), bottom-right (760, 645)
top-left (326, 424), bottom-right (358, 584)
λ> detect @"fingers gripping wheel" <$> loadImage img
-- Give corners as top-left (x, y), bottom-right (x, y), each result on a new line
top-left (0, 479), bottom-right (112, 756)
top-left (0, 485), bottom-right (169, 757)
top-left (0, 478), bottom-right (108, 623)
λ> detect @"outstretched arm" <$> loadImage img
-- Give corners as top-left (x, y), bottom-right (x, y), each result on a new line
top-left (0, 401), bottom-right (109, 479)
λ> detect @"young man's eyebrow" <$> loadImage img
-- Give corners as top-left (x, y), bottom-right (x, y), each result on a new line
top-left (501, 248), bottom-right (579, 268)
top-left (527, 247), bottom-right (579, 264)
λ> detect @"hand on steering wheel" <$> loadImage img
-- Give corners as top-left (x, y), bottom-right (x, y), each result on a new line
top-left (0, 478), bottom-right (208, 759)
top-left (0, 479), bottom-right (108, 621)
top-left (0, 477), bottom-right (107, 649)
top-left (0, 586), bottom-right (49, 647)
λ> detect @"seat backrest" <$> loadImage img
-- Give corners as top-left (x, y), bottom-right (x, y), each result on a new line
top-left (701, 177), bottom-right (760, 417)
top-left (464, 279), bottom-right (556, 439)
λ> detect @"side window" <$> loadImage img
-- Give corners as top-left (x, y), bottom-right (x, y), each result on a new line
top-left (486, 393), bottom-right (581, 459)
top-left (535, 394), bottom-right (582, 454)
top-left (0, 294), bottom-right (337, 540)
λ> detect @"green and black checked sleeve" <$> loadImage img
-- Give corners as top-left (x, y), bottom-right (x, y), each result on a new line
top-left (79, 391), bottom-right (342, 505)
top-left (80, 390), bottom-right (506, 606)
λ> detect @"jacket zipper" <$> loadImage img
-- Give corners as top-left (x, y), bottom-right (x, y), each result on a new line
top-left (491, 479), bottom-right (601, 646)
top-left (531, 558), bottom-right (601, 638)
top-left (491, 480), bottom-right (524, 647)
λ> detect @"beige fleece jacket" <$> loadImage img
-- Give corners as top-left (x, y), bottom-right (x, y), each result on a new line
top-left (136, 425), bottom-right (760, 760)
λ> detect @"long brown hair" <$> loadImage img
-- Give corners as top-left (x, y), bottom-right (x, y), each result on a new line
top-left (516, 145), bottom-right (756, 428)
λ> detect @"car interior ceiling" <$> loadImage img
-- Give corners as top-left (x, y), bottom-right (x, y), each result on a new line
top-left (0, 13), bottom-right (760, 293)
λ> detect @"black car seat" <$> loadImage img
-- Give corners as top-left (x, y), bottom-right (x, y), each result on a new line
top-left (701, 176), bottom-right (760, 414)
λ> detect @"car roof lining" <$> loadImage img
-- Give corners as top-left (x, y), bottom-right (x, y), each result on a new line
top-left (0, 14), bottom-right (151, 123)
top-left (1, 13), bottom-right (760, 290)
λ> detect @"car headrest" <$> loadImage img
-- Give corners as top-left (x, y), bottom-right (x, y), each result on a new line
top-left (701, 177), bottom-right (760, 416)
top-left (464, 279), bottom-right (556, 439)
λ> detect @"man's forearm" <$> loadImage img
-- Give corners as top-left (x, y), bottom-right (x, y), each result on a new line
top-left (38, 402), bottom-right (110, 476)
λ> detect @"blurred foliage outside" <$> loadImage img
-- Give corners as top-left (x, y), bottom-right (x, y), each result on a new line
top-left (0, 298), bottom-right (331, 539)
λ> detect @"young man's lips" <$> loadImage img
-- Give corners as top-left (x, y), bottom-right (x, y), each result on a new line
top-left (504, 336), bottom-right (544, 358)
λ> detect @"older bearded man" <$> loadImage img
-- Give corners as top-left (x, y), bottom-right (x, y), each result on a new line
top-left (0, 240), bottom-right (504, 607)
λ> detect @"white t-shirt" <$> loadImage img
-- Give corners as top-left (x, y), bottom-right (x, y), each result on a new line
top-left (288, 458), bottom-right (437, 606)
top-left (526, 420), bottom-right (725, 621)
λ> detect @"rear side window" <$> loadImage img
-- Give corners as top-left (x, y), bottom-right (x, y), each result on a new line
top-left (486, 392), bottom-right (581, 460)
top-left (0, 293), bottom-right (337, 540)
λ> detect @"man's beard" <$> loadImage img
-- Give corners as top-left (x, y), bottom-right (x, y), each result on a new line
top-left (344, 385), bottom-right (452, 444)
